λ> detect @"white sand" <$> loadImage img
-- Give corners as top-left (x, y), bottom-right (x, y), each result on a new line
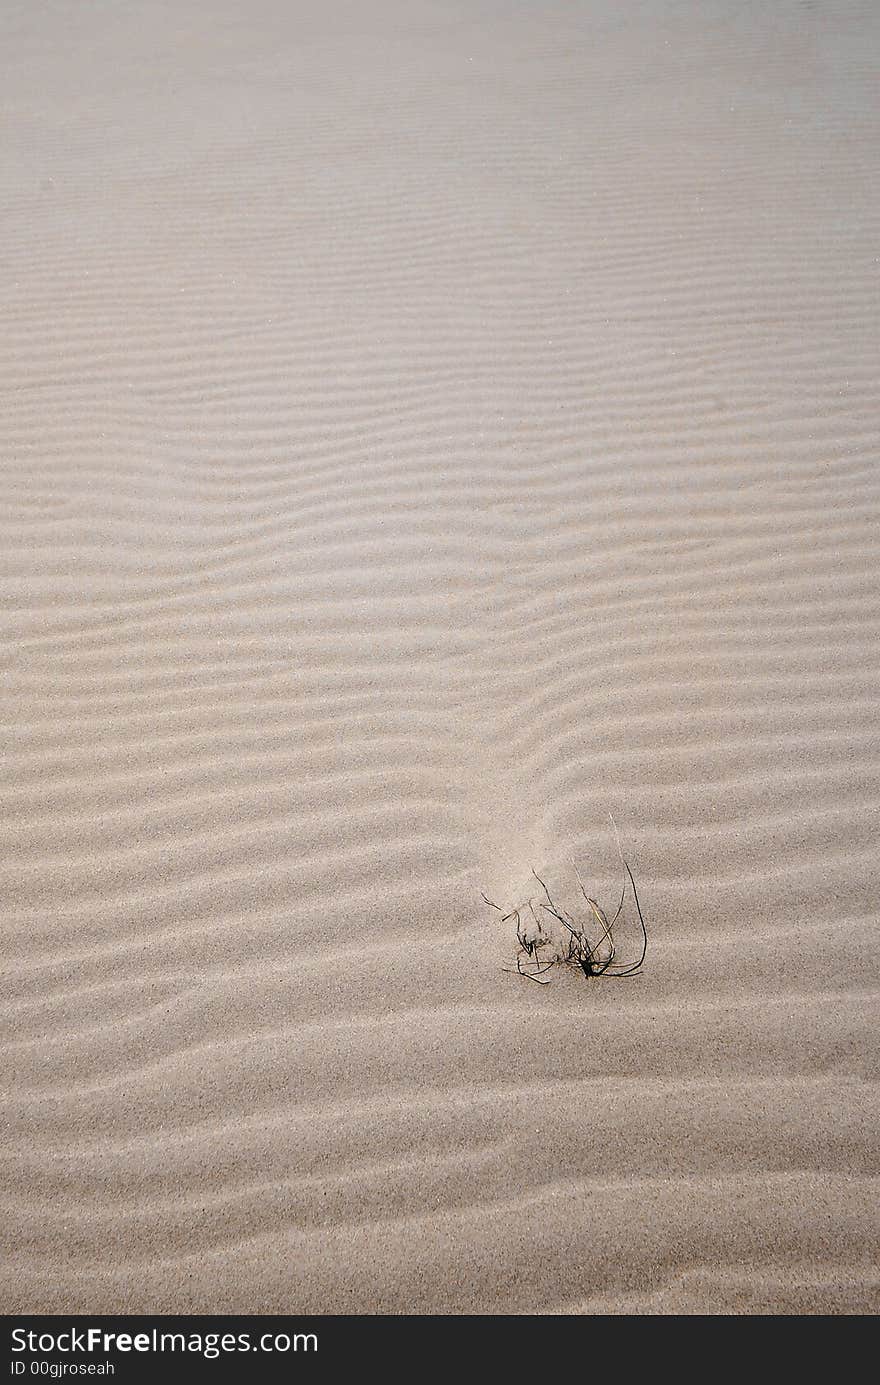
top-left (1, 0), bottom-right (878, 1313)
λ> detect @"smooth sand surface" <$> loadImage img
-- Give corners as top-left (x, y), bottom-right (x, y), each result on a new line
top-left (2, 1), bottom-right (878, 1314)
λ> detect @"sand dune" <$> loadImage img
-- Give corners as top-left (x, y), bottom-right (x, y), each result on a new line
top-left (2, 0), bottom-right (878, 1313)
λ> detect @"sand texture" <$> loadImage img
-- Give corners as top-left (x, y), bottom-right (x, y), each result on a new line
top-left (2, 1), bottom-right (878, 1314)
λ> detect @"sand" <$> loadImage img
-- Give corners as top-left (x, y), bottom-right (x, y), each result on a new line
top-left (1, 0), bottom-right (878, 1315)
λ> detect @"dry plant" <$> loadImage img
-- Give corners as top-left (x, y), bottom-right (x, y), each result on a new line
top-left (481, 825), bottom-right (647, 985)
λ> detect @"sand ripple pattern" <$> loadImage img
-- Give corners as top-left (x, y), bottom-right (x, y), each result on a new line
top-left (2, 0), bottom-right (878, 1313)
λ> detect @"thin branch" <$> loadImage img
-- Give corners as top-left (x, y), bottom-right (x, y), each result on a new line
top-left (603, 861), bottom-right (648, 975)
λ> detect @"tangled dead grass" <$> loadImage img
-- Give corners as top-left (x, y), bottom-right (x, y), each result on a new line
top-left (481, 826), bottom-right (647, 985)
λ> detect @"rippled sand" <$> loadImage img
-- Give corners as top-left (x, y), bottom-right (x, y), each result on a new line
top-left (2, 0), bottom-right (878, 1314)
